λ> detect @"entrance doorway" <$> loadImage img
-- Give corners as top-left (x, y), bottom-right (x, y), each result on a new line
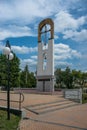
top-left (43, 81), bottom-right (45, 92)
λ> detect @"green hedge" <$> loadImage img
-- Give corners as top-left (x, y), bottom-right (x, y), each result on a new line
top-left (82, 93), bottom-right (87, 103)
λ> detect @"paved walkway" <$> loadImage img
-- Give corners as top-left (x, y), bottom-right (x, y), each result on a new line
top-left (0, 92), bottom-right (87, 130)
top-left (19, 93), bottom-right (87, 130)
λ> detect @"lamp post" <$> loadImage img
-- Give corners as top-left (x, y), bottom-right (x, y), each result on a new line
top-left (3, 40), bottom-right (14, 120)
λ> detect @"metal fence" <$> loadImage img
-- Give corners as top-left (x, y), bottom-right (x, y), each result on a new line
top-left (0, 91), bottom-right (24, 110)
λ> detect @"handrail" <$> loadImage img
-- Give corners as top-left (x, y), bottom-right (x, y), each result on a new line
top-left (0, 91), bottom-right (24, 110)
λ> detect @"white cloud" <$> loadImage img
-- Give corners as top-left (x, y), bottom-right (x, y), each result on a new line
top-left (20, 58), bottom-right (37, 71)
top-left (54, 43), bottom-right (81, 61)
top-left (55, 61), bottom-right (72, 69)
top-left (0, 42), bottom-right (81, 59)
top-left (63, 29), bottom-right (87, 42)
top-left (31, 55), bottom-right (37, 59)
top-left (20, 58), bottom-right (37, 65)
top-left (0, 42), bottom-right (82, 71)
top-left (72, 29), bottom-right (87, 42)
top-left (54, 43), bottom-right (82, 70)
top-left (0, 0), bottom-right (86, 41)
top-left (0, 25), bottom-right (35, 40)
top-left (0, 43), bottom-right (4, 51)
top-left (12, 45), bottom-right (37, 54)
top-left (11, 43), bottom-right (81, 71)
top-left (54, 35), bottom-right (59, 39)
top-left (55, 43), bottom-right (70, 54)
top-left (54, 11), bottom-right (86, 33)
top-left (54, 11), bottom-right (87, 43)
top-left (0, 0), bottom-right (58, 25)
top-left (0, 0), bottom-right (86, 72)
top-left (0, 0), bottom-right (82, 25)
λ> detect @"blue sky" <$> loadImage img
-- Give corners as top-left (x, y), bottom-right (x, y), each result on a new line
top-left (0, 0), bottom-right (87, 72)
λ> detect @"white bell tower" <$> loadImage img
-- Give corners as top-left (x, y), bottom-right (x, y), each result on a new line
top-left (36, 18), bottom-right (54, 92)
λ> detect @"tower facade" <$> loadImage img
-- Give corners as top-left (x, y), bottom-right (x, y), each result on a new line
top-left (36, 18), bottom-right (54, 92)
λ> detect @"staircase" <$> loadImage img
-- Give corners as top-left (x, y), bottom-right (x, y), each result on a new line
top-left (24, 99), bottom-right (79, 115)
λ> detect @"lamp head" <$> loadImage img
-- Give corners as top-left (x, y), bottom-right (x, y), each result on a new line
top-left (9, 52), bottom-right (14, 60)
top-left (3, 47), bottom-right (11, 55)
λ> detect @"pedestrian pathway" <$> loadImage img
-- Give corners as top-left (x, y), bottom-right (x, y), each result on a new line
top-left (19, 103), bottom-right (87, 130)
top-left (0, 92), bottom-right (87, 130)
top-left (18, 94), bottom-right (87, 130)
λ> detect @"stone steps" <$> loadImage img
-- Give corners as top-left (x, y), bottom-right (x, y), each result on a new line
top-left (32, 101), bottom-right (75, 111)
top-left (24, 99), bottom-right (79, 115)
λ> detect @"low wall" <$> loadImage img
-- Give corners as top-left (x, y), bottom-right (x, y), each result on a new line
top-left (0, 106), bottom-right (26, 119)
top-left (0, 106), bottom-right (21, 117)
top-left (64, 89), bottom-right (82, 103)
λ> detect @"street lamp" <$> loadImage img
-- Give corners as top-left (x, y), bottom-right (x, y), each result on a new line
top-left (3, 40), bottom-right (14, 120)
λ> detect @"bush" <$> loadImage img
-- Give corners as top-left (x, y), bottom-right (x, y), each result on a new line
top-left (82, 93), bottom-right (87, 103)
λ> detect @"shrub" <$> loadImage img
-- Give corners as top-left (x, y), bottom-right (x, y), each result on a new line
top-left (82, 93), bottom-right (87, 103)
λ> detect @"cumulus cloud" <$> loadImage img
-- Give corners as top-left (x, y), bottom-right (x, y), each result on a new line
top-left (63, 29), bottom-right (87, 42)
top-left (11, 43), bottom-right (81, 60)
top-left (0, 0), bottom-right (83, 26)
top-left (0, 25), bottom-right (35, 40)
top-left (55, 61), bottom-right (72, 69)
top-left (0, 43), bottom-right (4, 51)
top-left (0, 0), bottom-right (86, 42)
top-left (54, 11), bottom-right (86, 32)
top-left (54, 43), bottom-right (82, 69)
top-left (54, 11), bottom-right (87, 43)
top-left (54, 43), bottom-right (81, 60)
top-left (0, 0), bottom-right (86, 71)
top-left (54, 35), bottom-right (59, 39)
top-left (19, 43), bottom-right (81, 71)
top-left (31, 55), bottom-right (37, 59)
top-left (0, 0), bottom-right (59, 25)
top-left (20, 58), bottom-right (37, 66)
top-left (12, 45), bottom-right (37, 54)
top-left (20, 58), bottom-right (37, 71)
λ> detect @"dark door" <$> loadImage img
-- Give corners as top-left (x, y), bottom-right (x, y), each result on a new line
top-left (43, 81), bottom-right (45, 92)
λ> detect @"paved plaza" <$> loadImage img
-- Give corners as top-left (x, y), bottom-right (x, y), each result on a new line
top-left (0, 92), bottom-right (87, 130)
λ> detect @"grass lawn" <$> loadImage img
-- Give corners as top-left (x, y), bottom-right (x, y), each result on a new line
top-left (0, 110), bottom-right (20, 130)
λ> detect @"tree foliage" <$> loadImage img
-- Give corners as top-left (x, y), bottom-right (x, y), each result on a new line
top-left (55, 67), bottom-right (87, 89)
top-left (20, 65), bottom-right (36, 88)
top-left (0, 54), bottom-right (36, 89)
top-left (0, 53), bottom-right (20, 89)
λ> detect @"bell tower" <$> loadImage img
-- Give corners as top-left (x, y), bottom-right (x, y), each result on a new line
top-left (36, 18), bottom-right (54, 92)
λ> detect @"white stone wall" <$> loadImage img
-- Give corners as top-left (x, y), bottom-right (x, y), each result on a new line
top-left (37, 39), bottom-right (54, 76)
top-left (37, 38), bottom-right (54, 92)
top-left (37, 81), bottom-right (43, 91)
top-left (37, 42), bottom-right (43, 76)
top-left (47, 39), bottom-right (54, 75)
top-left (64, 89), bottom-right (82, 103)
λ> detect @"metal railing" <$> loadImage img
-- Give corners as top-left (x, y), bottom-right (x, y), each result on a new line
top-left (0, 91), bottom-right (24, 110)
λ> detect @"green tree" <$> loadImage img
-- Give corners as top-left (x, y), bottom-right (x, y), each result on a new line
top-left (55, 67), bottom-right (73, 89)
top-left (0, 53), bottom-right (20, 89)
top-left (10, 53), bottom-right (20, 88)
top-left (0, 54), bottom-right (7, 87)
top-left (63, 67), bottom-right (73, 89)
top-left (20, 65), bottom-right (36, 88)
top-left (55, 68), bottom-right (63, 88)
top-left (55, 67), bottom-right (87, 89)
